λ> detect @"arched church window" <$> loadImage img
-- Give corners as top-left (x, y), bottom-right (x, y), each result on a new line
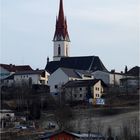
top-left (58, 45), bottom-right (61, 56)
top-left (66, 46), bottom-right (68, 56)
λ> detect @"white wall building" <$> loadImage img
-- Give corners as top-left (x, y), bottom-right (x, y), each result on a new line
top-left (14, 70), bottom-right (49, 85)
top-left (92, 70), bottom-right (129, 86)
top-left (0, 110), bottom-right (15, 120)
top-left (48, 67), bottom-right (93, 93)
top-left (0, 64), bottom-right (33, 80)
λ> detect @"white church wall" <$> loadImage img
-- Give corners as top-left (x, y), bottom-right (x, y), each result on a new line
top-left (53, 41), bottom-right (70, 61)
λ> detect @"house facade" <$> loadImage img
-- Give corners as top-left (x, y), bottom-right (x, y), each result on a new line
top-left (92, 70), bottom-right (129, 86)
top-left (0, 64), bottom-right (33, 80)
top-left (0, 110), bottom-right (15, 120)
top-left (14, 70), bottom-right (49, 85)
top-left (48, 67), bottom-right (93, 94)
top-left (3, 70), bottom-right (50, 87)
top-left (63, 79), bottom-right (107, 102)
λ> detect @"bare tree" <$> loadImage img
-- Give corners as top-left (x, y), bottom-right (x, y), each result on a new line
top-left (54, 104), bottom-right (73, 130)
top-left (106, 126), bottom-right (114, 140)
top-left (93, 119), bottom-right (104, 134)
top-left (120, 117), bottom-right (139, 140)
top-left (51, 85), bottom-right (73, 130)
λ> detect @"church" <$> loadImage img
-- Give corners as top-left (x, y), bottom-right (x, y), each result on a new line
top-left (45, 0), bottom-right (108, 74)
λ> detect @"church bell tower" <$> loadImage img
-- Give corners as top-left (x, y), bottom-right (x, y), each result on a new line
top-left (53, 0), bottom-right (70, 61)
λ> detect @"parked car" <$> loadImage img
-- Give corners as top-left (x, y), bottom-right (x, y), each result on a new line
top-left (47, 122), bottom-right (56, 129)
top-left (15, 125), bottom-right (27, 130)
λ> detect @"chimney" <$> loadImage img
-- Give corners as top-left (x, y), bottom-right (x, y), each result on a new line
top-left (111, 69), bottom-right (115, 73)
top-left (47, 57), bottom-right (49, 63)
top-left (9, 64), bottom-right (13, 67)
top-left (125, 65), bottom-right (128, 74)
top-left (78, 131), bottom-right (81, 134)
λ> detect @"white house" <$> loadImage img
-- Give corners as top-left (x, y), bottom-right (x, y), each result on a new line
top-left (14, 70), bottom-right (50, 85)
top-left (48, 67), bottom-right (93, 93)
top-left (0, 64), bottom-right (33, 80)
top-left (0, 110), bottom-right (15, 120)
top-left (92, 70), bottom-right (129, 86)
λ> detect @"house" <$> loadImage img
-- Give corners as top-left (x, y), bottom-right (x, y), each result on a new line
top-left (120, 66), bottom-right (140, 92)
top-left (0, 110), bottom-right (15, 129)
top-left (2, 74), bottom-right (14, 87)
top-left (63, 79), bottom-right (107, 102)
top-left (48, 67), bottom-right (93, 94)
top-left (119, 66), bottom-right (140, 92)
top-left (92, 70), bottom-right (131, 86)
top-left (0, 64), bottom-right (33, 80)
top-left (120, 77), bottom-right (139, 88)
top-left (14, 69), bottom-right (50, 85)
top-left (126, 66), bottom-right (140, 77)
top-left (40, 130), bottom-right (105, 140)
top-left (0, 109), bottom-right (15, 120)
top-left (40, 131), bottom-right (77, 140)
top-left (2, 69), bottom-right (49, 87)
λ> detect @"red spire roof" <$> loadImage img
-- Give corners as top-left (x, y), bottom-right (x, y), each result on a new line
top-left (53, 0), bottom-right (70, 42)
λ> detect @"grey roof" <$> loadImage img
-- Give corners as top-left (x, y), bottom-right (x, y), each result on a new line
top-left (60, 67), bottom-right (92, 78)
top-left (127, 66), bottom-right (140, 76)
top-left (45, 56), bottom-right (108, 74)
top-left (14, 70), bottom-right (45, 75)
top-left (4, 74), bottom-right (14, 80)
top-left (63, 79), bottom-right (100, 88)
top-left (40, 130), bottom-right (105, 140)
top-left (61, 67), bottom-right (81, 78)
top-left (0, 64), bottom-right (33, 72)
top-left (70, 132), bottom-right (105, 139)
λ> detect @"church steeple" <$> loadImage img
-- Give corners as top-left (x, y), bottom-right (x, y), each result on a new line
top-left (53, 0), bottom-right (70, 61)
top-left (53, 0), bottom-right (70, 41)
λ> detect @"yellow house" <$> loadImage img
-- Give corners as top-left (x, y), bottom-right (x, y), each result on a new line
top-left (63, 79), bottom-right (107, 103)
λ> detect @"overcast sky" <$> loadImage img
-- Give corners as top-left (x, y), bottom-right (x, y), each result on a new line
top-left (0, 0), bottom-right (139, 72)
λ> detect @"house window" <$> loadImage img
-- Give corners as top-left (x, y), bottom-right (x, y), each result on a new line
top-left (96, 94), bottom-right (100, 97)
top-left (55, 85), bottom-right (58, 89)
top-left (74, 94), bottom-right (77, 98)
top-left (80, 94), bottom-right (82, 97)
top-left (96, 87), bottom-right (100, 91)
top-left (79, 87), bottom-right (82, 91)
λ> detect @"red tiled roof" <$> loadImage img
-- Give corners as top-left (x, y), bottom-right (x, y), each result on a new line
top-left (0, 64), bottom-right (33, 72)
top-left (53, 0), bottom-right (70, 41)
